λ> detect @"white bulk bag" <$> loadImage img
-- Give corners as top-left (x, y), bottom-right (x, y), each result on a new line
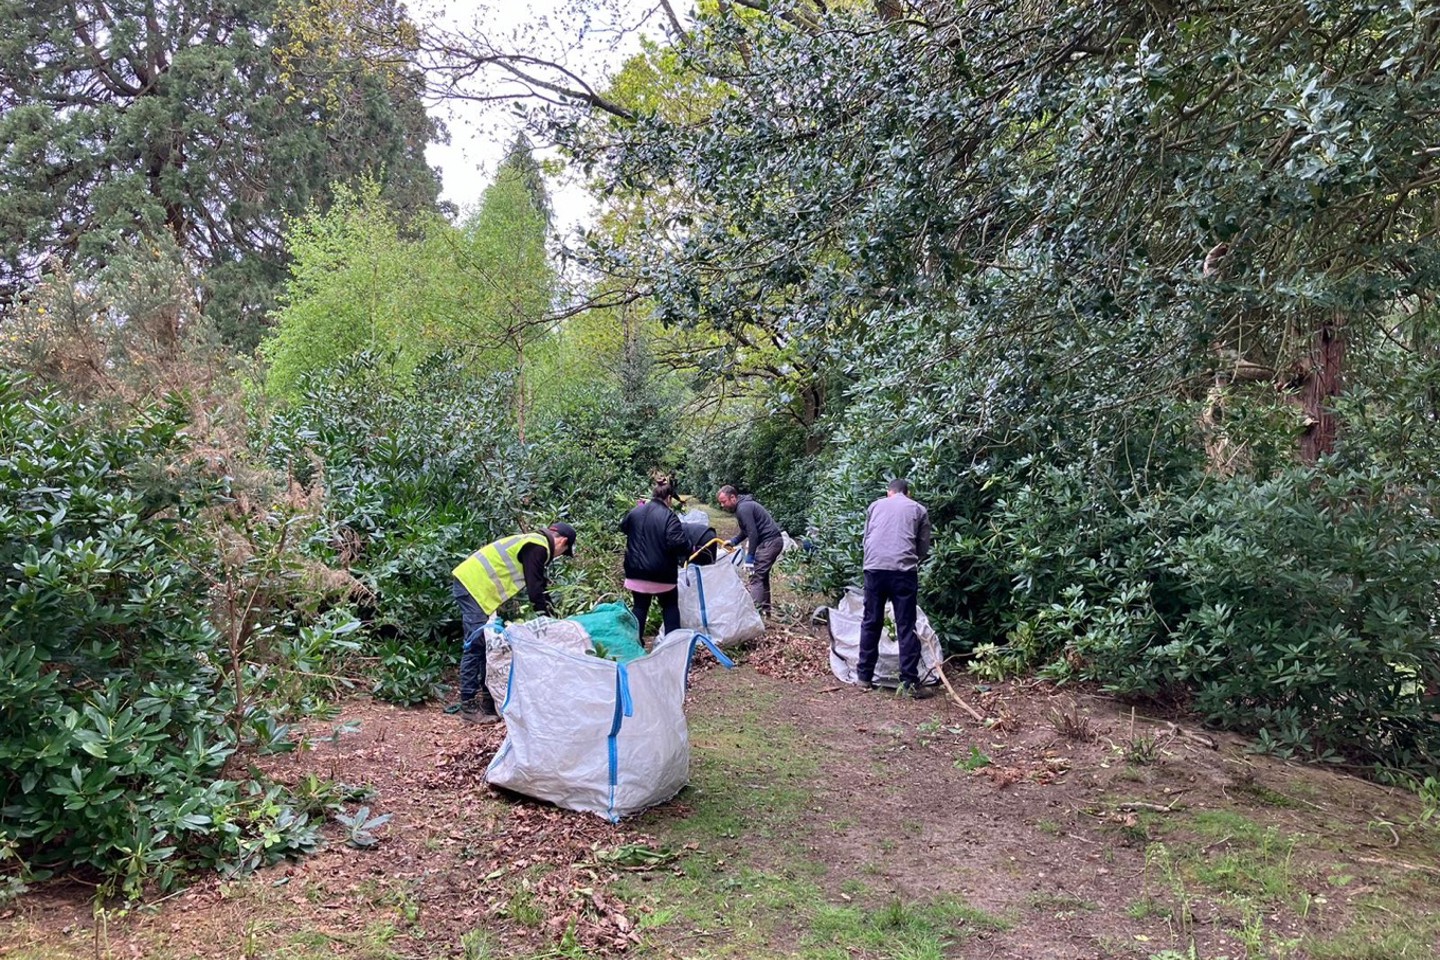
top-left (676, 550), bottom-right (764, 646)
top-left (485, 626), bottom-right (734, 821)
top-left (482, 616), bottom-right (590, 706)
top-left (824, 585), bottom-right (944, 688)
top-left (678, 507), bottom-right (712, 527)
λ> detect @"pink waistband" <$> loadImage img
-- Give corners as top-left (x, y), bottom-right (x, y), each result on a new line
top-left (625, 578), bottom-right (676, 594)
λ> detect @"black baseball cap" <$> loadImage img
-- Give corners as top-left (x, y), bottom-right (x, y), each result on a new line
top-left (549, 522), bottom-right (577, 555)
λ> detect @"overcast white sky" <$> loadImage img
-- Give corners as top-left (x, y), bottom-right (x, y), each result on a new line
top-left (410, 0), bottom-right (671, 234)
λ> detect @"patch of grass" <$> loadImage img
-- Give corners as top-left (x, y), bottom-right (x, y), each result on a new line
top-left (286, 930), bottom-right (332, 949)
top-left (808, 896), bottom-right (1010, 959)
top-left (614, 840), bottom-right (1008, 960)
top-left (1188, 809), bottom-right (1267, 844)
top-left (1189, 827), bottom-right (1297, 901)
top-left (0, 949), bottom-right (89, 960)
top-left (660, 704), bottom-right (818, 848)
top-left (1141, 843), bottom-right (1200, 946)
top-left (360, 921), bottom-right (402, 957)
top-left (612, 862), bottom-right (826, 955)
top-left (1302, 915), bottom-right (1440, 960)
top-left (382, 884), bottom-right (421, 926)
top-left (1126, 896), bottom-right (1172, 920)
top-left (459, 927), bottom-right (498, 960)
top-left (1122, 734), bottom-right (1162, 766)
top-left (1236, 898), bottom-right (1302, 960)
top-left (505, 887), bottom-right (546, 928)
top-left (270, 922), bottom-right (405, 960)
top-left (1106, 811), bottom-right (1158, 846)
top-left (637, 907), bottom-right (677, 930)
top-left (1026, 891), bottom-right (1097, 914)
top-left (1035, 818), bottom-right (1063, 836)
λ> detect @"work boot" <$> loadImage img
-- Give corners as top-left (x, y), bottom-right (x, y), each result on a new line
top-left (897, 682), bottom-right (937, 701)
top-left (855, 677), bottom-right (877, 692)
top-left (459, 696), bottom-right (501, 725)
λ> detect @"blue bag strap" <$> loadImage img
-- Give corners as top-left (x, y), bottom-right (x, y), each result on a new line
top-left (618, 663), bottom-right (634, 718)
top-left (498, 625), bottom-right (515, 712)
top-left (465, 613), bottom-right (504, 651)
top-left (605, 663), bottom-right (633, 823)
top-left (684, 632), bottom-right (735, 687)
top-left (694, 566), bottom-right (711, 632)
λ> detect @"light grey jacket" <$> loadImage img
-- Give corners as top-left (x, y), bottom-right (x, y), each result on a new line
top-left (861, 494), bottom-right (932, 572)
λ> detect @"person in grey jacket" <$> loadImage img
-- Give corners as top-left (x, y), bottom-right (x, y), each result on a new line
top-left (716, 485), bottom-right (784, 615)
top-left (857, 478), bottom-right (934, 697)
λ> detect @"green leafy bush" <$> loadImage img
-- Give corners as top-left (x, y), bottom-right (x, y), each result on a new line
top-left (261, 353), bottom-right (528, 700)
top-left (1153, 467), bottom-right (1440, 769)
top-left (0, 374), bottom-right (318, 896)
top-left (807, 314), bottom-right (1440, 772)
top-left (971, 462), bottom-right (1440, 771)
top-left (262, 352), bottom-right (652, 702)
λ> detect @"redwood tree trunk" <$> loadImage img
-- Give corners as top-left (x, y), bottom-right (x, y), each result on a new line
top-left (1298, 320), bottom-right (1345, 463)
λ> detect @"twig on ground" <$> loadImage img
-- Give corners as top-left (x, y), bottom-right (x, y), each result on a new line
top-left (1164, 722), bottom-right (1218, 750)
top-left (1358, 855), bottom-right (1440, 877)
top-left (1116, 800), bottom-right (1186, 814)
top-left (935, 656), bottom-right (985, 722)
top-left (1120, 712), bottom-right (1219, 750)
top-left (1202, 834), bottom-right (1233, 853)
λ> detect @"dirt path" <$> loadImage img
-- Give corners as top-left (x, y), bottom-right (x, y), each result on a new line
top-left (4, 626), bottom-right (1439, 960)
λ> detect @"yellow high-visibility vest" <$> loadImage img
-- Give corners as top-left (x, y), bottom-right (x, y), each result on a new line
top-left (452, 532), bottom-right (551, 614)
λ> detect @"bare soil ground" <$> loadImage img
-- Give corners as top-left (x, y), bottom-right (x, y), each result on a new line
top-left (4, 585), bottom-right (1439, 959)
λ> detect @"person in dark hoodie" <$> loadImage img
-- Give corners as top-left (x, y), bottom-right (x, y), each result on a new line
top-left (716, 484), bottom-right (784, 615)
top-left (620, 477), bottom-right (692, 644)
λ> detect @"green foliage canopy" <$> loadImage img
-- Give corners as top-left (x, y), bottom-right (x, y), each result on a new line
top-left (0, 0), bottom-right (441, 345)
top-left (556, 0), bottom-right (1440, 771)
top-left (262, 144), bottom-right (555, 404)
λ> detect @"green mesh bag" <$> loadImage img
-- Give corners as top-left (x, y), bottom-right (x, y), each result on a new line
top-left (568, 602), bottom-right (647, 663)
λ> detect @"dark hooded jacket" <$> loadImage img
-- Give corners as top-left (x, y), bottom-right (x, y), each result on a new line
top-left (727, 494), bottom-right (782, 550)
top-left (620, 499), bottom-right (690, 584)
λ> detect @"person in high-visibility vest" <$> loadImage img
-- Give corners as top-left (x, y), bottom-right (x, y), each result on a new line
top-left (450, 522), bottom-right (576, 723)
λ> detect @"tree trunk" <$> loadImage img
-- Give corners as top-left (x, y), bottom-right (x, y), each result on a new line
top-left (802, 381), bottom-right (824, 455)
top-left (1298, 319), bottom-right (1345, 463)
top-left (516, 337), bottom-right (527, 444)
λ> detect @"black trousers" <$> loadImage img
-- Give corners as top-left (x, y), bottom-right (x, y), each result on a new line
top-left (857, 568), bottom-right (921, 686)
top-left (454, 577), bottom-right (492, 704)
top-left (632, 588), bottom-right (680, 643)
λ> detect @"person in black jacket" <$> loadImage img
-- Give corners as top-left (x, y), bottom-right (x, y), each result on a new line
top-left (620, 478), bottom-right (691, 644)
top-left (717, 484), bottom-right (784, 615)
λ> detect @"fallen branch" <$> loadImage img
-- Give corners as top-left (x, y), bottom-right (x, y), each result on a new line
top-left (1121, 711), bottom-right (1219, 750)
top-left (1164, 722), bottom-right (1219, 750)
top-left (1358, 855), bottom-right (1440, 877)
top-left (1117, 799), bottom-right (1186, 814)
top-left (934, 659), bottom-right (985, 723)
